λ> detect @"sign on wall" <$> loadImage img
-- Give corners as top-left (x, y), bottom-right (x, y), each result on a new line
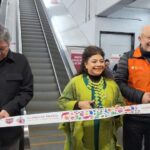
top-left (71, 52), bottom-right (83, 72)
top-left (70, 50), bottom-right (84, 72)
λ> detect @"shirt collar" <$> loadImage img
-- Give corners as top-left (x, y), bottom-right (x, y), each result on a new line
top-left (133, 47), bottom-right (142, 58)
top-left (6, 50), bottom-right (15, 62)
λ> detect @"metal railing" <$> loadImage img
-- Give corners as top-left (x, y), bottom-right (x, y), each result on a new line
top-left (0, 0), bottom-right (8, 26)
top-left (16, 0), bottom-right (31, 148)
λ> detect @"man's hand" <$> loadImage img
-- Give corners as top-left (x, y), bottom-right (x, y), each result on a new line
top-left (0, 110), bottom-right (10, 119)
top-left (78, 101), bottom-right (94, 109)
top-left (142, 92), bottom-right (150, 103)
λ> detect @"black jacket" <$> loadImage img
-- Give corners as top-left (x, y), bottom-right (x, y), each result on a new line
top-left (0, 50), bottom-right (33, 139)
top-left (115, 50), bottom-right (144, 103)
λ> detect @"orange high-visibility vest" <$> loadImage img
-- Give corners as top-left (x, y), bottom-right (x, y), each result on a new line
top-left (126, 47), bottom-right (150, 105)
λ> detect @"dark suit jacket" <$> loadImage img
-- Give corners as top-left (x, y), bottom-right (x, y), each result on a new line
top-left (0, 50), bottom-right (33, 139)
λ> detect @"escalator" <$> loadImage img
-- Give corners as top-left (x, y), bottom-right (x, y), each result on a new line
top-left (19, 0), bottom-right (70, 149)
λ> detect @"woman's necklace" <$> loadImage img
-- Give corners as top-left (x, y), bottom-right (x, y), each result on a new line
top-left (83, 74), bottom-right (106, 108)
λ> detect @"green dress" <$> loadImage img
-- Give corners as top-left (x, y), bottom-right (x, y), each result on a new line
top-left (58, 74), bottom-right (124, 150)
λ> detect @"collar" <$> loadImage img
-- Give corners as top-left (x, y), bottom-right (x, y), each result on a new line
top-left (88, 74), bottom-right (101, 83)
top-left (6, 50), bottom-right (15, 62)
top-left (133, 47), bottom-right (150, 58)
top-left (133, 47), bottom-right (142, 58)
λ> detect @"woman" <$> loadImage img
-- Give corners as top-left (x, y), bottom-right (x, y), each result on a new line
top-left (58, 46), bottom-right (124, 150)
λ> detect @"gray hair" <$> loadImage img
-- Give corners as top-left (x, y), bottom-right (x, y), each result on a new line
top-left (0, 24), bottom-right (11, 43)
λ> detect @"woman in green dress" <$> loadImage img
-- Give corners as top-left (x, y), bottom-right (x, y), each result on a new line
top-left (58, 46), bottom-right (124, 150)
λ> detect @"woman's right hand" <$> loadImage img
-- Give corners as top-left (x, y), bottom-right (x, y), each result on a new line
top-left (78, 101), bottom-right (94, 109)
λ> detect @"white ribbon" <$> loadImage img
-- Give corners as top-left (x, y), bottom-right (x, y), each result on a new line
top-left (0, 104), bottom-right (150, 128)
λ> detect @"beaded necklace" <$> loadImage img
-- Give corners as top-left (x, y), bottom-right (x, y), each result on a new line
top-left (83, 74), bottom-right (106, 108)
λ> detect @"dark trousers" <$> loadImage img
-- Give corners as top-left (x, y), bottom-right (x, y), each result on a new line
top-left (0, 137), bottom-right (20, 150)
top-left (0, 134), bottom-right (24, 150)
top-left (123, 115), bottom-right (150, 150)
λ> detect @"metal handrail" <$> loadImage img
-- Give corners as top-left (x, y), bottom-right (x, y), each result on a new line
top-left (0, 0), bottom-right (8, 26)
top-left (16, 0), bottom-right (22, 54)
top-left (16, 0), bottom-right (30, 149)
top-left (33, 0), bottom-right (62, 94)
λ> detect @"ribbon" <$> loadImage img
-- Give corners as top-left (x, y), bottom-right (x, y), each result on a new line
top-left (0, 104), bottom-right (150, 128)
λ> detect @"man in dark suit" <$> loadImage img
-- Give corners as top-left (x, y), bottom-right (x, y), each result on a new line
top-left (0, 24), bottom-right (33, 149)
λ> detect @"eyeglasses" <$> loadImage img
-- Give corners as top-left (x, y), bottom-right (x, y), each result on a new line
top-left (0, 46), bottom-right (8, 52)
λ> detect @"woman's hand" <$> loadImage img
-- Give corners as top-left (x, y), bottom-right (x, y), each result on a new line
top-left (78, 101), bottom-right (94, 109)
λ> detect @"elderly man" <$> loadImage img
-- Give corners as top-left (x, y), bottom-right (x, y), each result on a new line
top-left (0, 24), bottom-right (33, 149)
top-left (115, 25), bottom-right (150, 150)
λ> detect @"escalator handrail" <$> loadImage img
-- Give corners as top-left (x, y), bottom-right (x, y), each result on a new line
top-left (0, 0), bottom-right (8, 26)
top-left (16, 0), bottom-right (30, 149)
top-left (33, 0), bottom-right (62, 94)
top-left (16, 0), bottom-right (22, 54)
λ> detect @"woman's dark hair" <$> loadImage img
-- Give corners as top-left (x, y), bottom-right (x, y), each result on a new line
top-left (77, 46), bottom-right (113, 79)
